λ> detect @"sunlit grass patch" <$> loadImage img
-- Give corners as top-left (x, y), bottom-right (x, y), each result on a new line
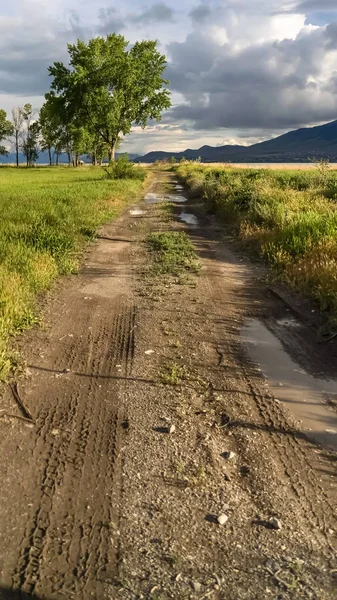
top-left (0, 166), bottom-right (146, 378)
top-left (147, 231), bottom-right (200, 276)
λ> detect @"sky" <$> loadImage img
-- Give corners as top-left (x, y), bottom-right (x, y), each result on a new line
top-left (1, 0), bottom-right (337, 154)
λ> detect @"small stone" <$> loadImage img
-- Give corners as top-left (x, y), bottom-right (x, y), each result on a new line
top-left (145, 349), bottom-right (155, 355)
top-left (51, 428), bottom-right (60, 436)
top-left (169, 424), bottom-right (176, 434)
top-left (221, 451), bottom-right (235, 460)
top-left (63, 368), bottom-right (71, 374)
top-left (269, 517), bottom-right (282, 530)
top-left (217, 514), bottom-right (229, 526)
top-left (192, 581), bottom-right (201, 592)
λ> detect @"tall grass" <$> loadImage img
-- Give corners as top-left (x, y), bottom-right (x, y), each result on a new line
top-left (0, 166), bottom-right (146, 377)
top-left (177, 163), bottom-right (337, 323)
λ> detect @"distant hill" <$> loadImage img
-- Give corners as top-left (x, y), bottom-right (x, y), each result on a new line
top-left (135, 120), bottom-right (337, 163)
top-left (0, 151), bottom-right (140, 165)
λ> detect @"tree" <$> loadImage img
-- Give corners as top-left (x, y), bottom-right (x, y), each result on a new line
top-left (46, 34), bottom-right (171, 162)
top-left (21, 105), bottom-right (40, 166)
top-left (0, 110), bottom-right (14, 157)
top-left (12, 107), bottom-right (24, 167)
top-left (39, 103), bottom-right (61, 166)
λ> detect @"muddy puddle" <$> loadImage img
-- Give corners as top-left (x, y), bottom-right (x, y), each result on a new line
top-left (145, 191), bottom-right (187, 204)
top-left (164, 194), bottom-right (187, 203)
top-left (178, 211), bottom-right (199, 226)
top-left (242, 319), bottom-right (337, 449)
top-left (145, 192), bottom-right (165, 204)
top-left (129, 208), bottom-right (146, 216)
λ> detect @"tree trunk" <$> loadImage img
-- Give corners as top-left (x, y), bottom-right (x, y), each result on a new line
top-left (56, 154), bottom-right (59, 166)
top-left (108, 144), bottom-right (115, 163)
top-left (48, 147), bottom-right (52, 166)
top-left (15, 132), bottom-right (19, 168)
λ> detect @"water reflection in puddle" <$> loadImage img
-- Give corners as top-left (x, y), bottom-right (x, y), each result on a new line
top-left (145, 192), bottom-right (165, 204)
top-left (145, 192), bottom-right (187, 204)
top-left (179, 211), bottom-right (199, 226)
top-left (164, 194), bottom-right (187, 203)
top-left (129, 208), bottom-right (146, 216)
top-left (242, 319), bottom-right (337, 449)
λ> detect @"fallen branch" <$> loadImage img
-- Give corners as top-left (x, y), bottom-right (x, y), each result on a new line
top-left (0, 413), bottom-right (34, 425)
top-left (9, 382), bottom-right (35, 423)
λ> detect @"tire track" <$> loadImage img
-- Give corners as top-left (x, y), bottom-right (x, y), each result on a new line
top-left (11, 299), bottom-right (136, 598)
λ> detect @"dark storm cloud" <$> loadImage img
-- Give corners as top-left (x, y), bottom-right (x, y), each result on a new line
top-left (166, 25), bottom-right (337, 130)
top-left (131, 3), bottom-right (175, 24)
top-left (189, 4), bottom-right (212, 23)
top-left (97, 8), bottom-right (125, 34)
top-left (296, 0), bottom-right (337, 11)
top-left (0, 15), bottom-right (82, 96)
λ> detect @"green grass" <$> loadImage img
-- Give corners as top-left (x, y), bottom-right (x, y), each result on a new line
top-left (177, 162), bottom-right (337, 324)
top-left (160, 362), bottom-right (189, 385)
top-left (147, 231), bottom-right (200, 276)
top-left (0, 165), bottom-right (146, 378)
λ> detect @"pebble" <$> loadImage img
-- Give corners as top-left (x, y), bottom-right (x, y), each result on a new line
top-left (145, 349), bottom-right (155, 355)
top-left (51, 428), bottom-right (60, 436)
top-left (192, 581), bottom-right (201, 592)
top-left (269, 517), bottom-right (282, 530)
top-left (222, 451), bottom-right (235, 460)
top-left (169, 424), bottom-right (176, 434)
top-left (217, 514), bottom-right (229, 526)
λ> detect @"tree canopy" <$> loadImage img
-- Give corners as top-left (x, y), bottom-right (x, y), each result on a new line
top-left (0, 110), bottom-right (14, 156)
top-left (46, 34), bottom-right (171, 161)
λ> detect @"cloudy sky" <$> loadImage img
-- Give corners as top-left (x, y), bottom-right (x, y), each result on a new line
top-left (1, 0), bottom-right (337, 153)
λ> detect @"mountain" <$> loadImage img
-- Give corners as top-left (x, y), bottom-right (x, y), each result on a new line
top-left (135, 120), bottom-right (337, 163)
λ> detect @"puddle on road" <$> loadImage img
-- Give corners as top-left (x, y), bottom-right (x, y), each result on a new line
top-left (129, 208), bottom-right (146, 216)
top-left (178, 211), bottom-right (199, 226)
top-left (145, 191), bottom-right (187, 204)
top-left (164, 194), bottom-right (187, 203)
top-left (276, 317), bottom-right (301, 328)
top-left (145, 192), bottom-right (165, 204)
top-left (242, 319), bottom-right (337, 449)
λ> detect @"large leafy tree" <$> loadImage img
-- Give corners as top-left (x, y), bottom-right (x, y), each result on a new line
top-left (46, 34), bottom-right (171, 161)
top-left (0, 110), bottom-right (14, 156)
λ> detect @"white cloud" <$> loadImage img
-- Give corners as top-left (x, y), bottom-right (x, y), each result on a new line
top-left (0, 0), bottom-right (337, 153)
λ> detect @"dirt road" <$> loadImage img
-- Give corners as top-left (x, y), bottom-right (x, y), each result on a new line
top-left (0, 170), bottom-right (336, 600)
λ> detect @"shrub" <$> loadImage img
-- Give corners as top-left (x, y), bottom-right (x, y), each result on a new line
top-left (103, 154), bottom-right (145, 180)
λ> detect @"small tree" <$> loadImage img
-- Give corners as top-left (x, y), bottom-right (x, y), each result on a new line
top-left (0, 109), bottom-right (14, 157)
top-left (46, 34), bottom-right (171, 162)
top-left (39, 103), bottom-right (61, 166)
top-left (12, 107), bottom-right (24, 167)
top-left (21, 105), bottom-right (40, 167)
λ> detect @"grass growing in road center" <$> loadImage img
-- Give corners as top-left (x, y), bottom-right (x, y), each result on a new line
top-left (147, 231), bottom-right (200, 276)
top-left (0, 166), bottom-right (146, 379)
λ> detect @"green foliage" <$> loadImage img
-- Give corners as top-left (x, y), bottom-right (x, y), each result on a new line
top-left (177, 163), bottom-right (337, 321)
top-left (102, 154), bottom-right (145, 180)
top-left (147, 231), bottom-right (200, 275)
top-left (0, 109), bottom-right (14, 155)
top-left (0, 166), bottom-right (146, 378)
top-left (47, 34), bottom-right (171, 161)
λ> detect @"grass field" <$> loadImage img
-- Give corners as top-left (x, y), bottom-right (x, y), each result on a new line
top-left (0, 166), bottom-right (146, 378)
top-left (177, 162), bottom-right (337, 325)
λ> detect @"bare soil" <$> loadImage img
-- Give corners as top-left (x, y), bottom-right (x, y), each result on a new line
top-left (0, 170), bottom-right (336, 600)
